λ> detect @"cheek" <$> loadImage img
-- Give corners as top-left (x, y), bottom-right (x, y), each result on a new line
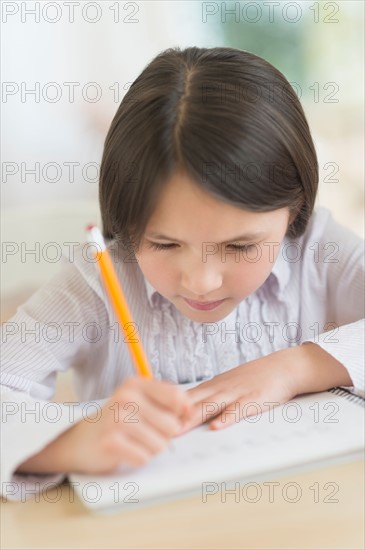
top-left (228, 253), bottom-right (275, 295)
top-left (136, 254), bottom-right (174, 289)
top-left (135, 254), bottom-right (157, 277)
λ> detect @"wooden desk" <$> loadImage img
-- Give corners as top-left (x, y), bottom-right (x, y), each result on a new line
top-left (1, 460), bottom-right (364, 550)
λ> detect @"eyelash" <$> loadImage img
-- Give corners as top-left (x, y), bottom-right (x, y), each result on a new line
top-left (148, 243), bottom-right (176, 251)
top-left (227, 244), bottom-right (255, 251)
top-left (147, 242), bottom-right (255, 252)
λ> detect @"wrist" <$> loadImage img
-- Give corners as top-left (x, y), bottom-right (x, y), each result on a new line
top-left (16, 424), bottom-right (77, 474)
top-left (288, 343), bottom-right (353, 395)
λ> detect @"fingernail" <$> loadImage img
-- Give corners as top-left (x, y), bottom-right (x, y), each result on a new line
top-left (210, 420), bottom-right (221, 430)
top-left (183, 403), bottom-right (192, 415)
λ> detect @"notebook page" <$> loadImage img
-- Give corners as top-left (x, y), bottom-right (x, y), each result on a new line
top-left (69, 390), bottom-right (364, 512)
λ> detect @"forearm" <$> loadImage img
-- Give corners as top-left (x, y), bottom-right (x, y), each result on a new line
top-left (286, 343), bottom-right (353, 395)
top-left (15, 424), bottom-right (77, 474)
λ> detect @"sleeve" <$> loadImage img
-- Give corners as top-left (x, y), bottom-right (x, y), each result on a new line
top-left (0, 253), bottom-right (110, 501)
top-left (302, 212), bottom-right (365, 398)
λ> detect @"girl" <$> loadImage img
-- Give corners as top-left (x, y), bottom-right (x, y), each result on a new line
top-left (1, 47), bottom-right (363, 500)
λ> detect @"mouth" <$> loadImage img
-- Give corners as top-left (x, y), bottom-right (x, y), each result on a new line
top-left (182, 297), bottom-right (227, 311)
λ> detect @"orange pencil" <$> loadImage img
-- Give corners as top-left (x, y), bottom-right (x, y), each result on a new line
top-left (86, 224), bottom-right (153, 379)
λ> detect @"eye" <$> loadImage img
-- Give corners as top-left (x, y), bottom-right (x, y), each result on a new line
top-left (148, 242), bottom-right (178, 251)
top-left (226, 243), bottom-right (255, 251)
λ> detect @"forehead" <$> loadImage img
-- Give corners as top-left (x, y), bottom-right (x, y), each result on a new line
top-left (148, 171), bottom-right (243, 222)
top-left (144, 172), bottom-right (290, 243)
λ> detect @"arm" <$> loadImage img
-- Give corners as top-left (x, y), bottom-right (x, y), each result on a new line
top-left (179, 343), bottom-right (355, 432)
top-left (301, 211), bottom-right (364, 397)
top-left (303, 321), bottom-right (364, 398)
top-left (282, 342), bottom-right (353, 394)
top-left (15, 378), bottom-right (193, 477)
top-left (1, 250), bottom-right (110, 499)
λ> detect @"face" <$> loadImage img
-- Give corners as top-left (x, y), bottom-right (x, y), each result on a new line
top-left (135, 171), bottom-right (291, 323)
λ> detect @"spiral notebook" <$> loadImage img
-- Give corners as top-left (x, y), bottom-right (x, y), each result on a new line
top-left (69, 387), bottom-right (365, 514)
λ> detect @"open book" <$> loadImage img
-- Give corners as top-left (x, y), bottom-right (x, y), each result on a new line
top-left (69, 387), bottom-right (365, 514)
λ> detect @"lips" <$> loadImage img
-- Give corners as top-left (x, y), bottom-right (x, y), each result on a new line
top-left (183, 298), bottom-right (227, 311)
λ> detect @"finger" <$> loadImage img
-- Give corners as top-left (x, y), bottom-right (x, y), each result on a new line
top-left (176, 399), bottom-right (222, 434)
top-left (208, 396), bottom-right (265, 430)
top-left (187, 389), bottom-right (254, 432)
top-left (186, 381), bottom-right (219, 404)
top-left (105, 432), bottom-right (152, 468)
top-left (145, 380), bottom-right (194, 417)
top-left (190, 390), bottom-right (239, 425)
top-left (118, 378), bottom-right (193, 418)
top-left (208, 409), bottom-right (239, 430)
top-left (134, 398), bottom-right (185, 438)
top-left (110, 391), bottom-right (186, 438)
top-left (122, 421), bottom-right (170, 456)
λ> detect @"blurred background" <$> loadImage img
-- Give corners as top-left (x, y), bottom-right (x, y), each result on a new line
top-left (1, 0), bottom-right (364, 320)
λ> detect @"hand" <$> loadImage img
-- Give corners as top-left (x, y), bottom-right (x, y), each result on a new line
top-left (177, 342), bottom-right (353, 434)
top-left (67, 377), bottom-right (193, 474)
top-left (177, 348), bottom-right (300, 433)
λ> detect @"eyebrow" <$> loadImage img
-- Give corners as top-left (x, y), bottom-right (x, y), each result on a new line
top-left (145, 231), bottom-right (266, 244)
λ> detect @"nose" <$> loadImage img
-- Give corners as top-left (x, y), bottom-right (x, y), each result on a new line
top-left (181, 259), bottom-right (223, 298)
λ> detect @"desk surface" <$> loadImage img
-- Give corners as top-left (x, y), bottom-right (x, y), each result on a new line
top-left (1, 459), bottom-right (364, 550)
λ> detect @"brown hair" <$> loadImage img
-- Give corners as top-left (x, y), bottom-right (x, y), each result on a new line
top-left (99, 46), bottom-right (318, 248)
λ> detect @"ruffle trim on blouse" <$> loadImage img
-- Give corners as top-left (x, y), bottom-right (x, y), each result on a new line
top-left (146, 271), bottom-right (294, 384)
top-left (236, 274), bottom-right (294, 363)
top-left (147, 293), bottom-right (219, 383)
